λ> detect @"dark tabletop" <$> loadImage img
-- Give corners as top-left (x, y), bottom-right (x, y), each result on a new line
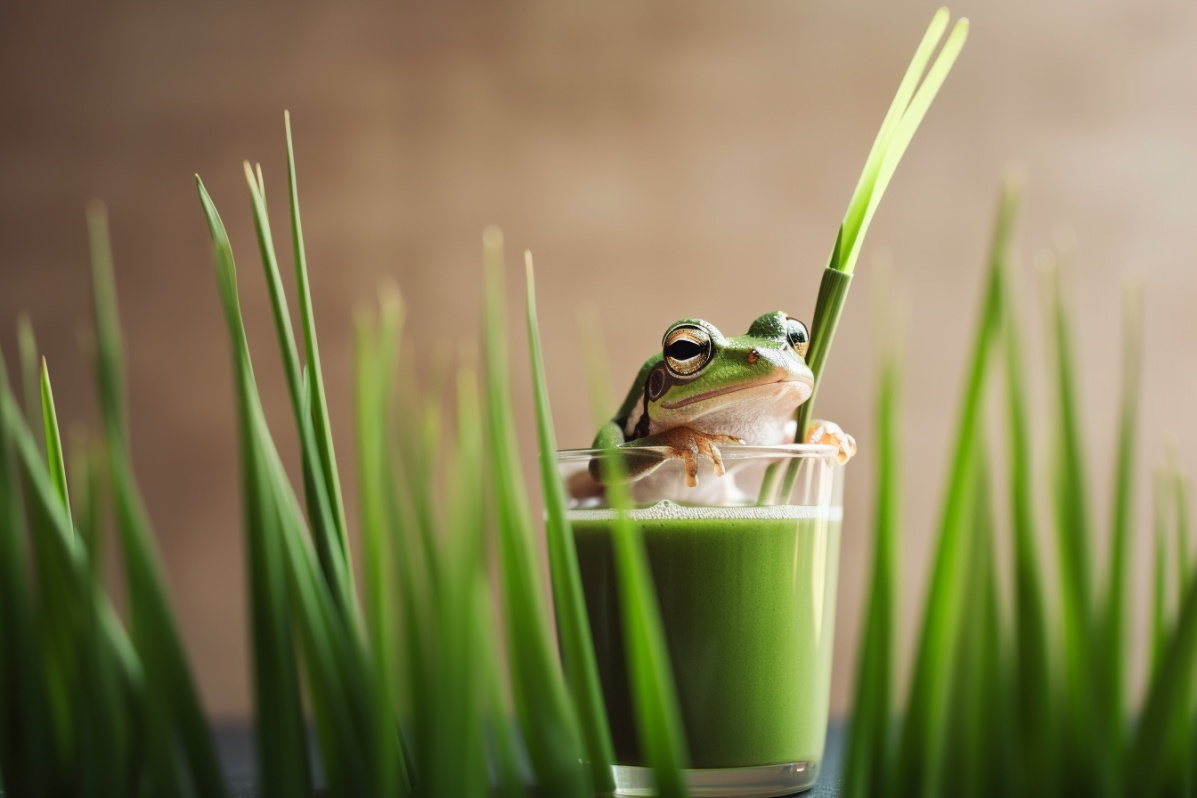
top-left (215, 722), bottom-right (843, 797)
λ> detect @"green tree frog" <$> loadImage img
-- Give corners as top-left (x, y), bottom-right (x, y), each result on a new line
top-left (592, 311), bottom-right (856, 489)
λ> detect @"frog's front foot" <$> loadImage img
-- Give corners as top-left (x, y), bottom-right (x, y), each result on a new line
top-left (805, 419), bottom-right (857, 465)
top-left (633, 426), bottom-right (744, 487)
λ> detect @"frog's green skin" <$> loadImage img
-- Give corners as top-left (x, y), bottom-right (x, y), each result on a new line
top-left (592, 312), bottom-right (814, 482)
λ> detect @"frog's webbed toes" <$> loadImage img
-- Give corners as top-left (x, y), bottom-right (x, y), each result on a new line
top-left (635, 427), bottom-right (742, 487)
top-left (805, 419), bottom-right (857, 465)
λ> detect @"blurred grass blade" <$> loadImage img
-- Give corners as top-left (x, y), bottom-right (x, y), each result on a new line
top-left (40, 360), bottom-right (73, 533)
top-left (896, 186), bottom-right (1008, 796)
top-left (88, 203), bottom-right (227, 797)
top-left (997, 179), bottom-right (1054, 795)
top-left (1100, 281), bottom-right (1143, 758)
top-left (0, 357), bottom-right (52, 797)
top-left (1131, 519), bottom-right (1197, 796)
top-left (582, 315), bottom-right (690, 798)
top-left (1153, 468), bottom-right (1170, 674)
top-left (285, 112), bottom-right (352, 579)
top-left (1042, 258), bottom-right (1111, 793)
top-left (525, 251), bottom-right (616, 794)
top-left (840, 315), bottom-right (901, 798)
top-left (482, 227), bottom-right (588, 796)
top-left (241, 159), bottom-right (354, 610)
top-left (199, 175), bottom-right (314, 798)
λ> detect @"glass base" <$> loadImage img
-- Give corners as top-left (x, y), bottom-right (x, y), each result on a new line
top-left (613, 761), bottom-right (819, 797)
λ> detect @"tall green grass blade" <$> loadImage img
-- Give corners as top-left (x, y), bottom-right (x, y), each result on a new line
top-left (285, 112), bottom-right (351, 578)
top-left (582, 316), bottom-right (690, 798)
top-left (426, 365), bottom-right (489, 798)
top-left (200, 175), bottom-right (313, 798)
top-left (1131, 526), bottom-right (1197, 797)
top-left (482, 227), bottom-right (588, 796)
top-left (1153, 469), bottom-right (1170, 674)
top-left (786, 10), bottom-right (967, 494)
top-left (89, 203), bottom-right (227, 798)
top-left (0, 357), bottom-right (52, 797)
top-left (1043, 260), bottom-right (1112, 794)
top-left (40, 360), bottom-right (73, 532)
top-left (895, 188), bottom-right (1005, 797)
top-left (241, 160), bottom-right (354, 610)
top-left (1100, 282), bottom-right (1143, 757)
top-left (354, 303), bottom-right (405, 790)
top-left (997, 182), bottom-right (1054, 796)
top-left (525, 252), bottom-right (616, 794)
top-left (841, 16), bottom-right (970, 276)
top-left (840, 318), bottom-right (900, 798)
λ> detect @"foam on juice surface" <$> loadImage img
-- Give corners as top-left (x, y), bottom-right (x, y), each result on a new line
top-left (567, 500), bottom-right (842, 523)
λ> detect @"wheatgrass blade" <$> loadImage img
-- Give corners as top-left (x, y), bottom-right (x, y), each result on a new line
top-left (582, 317), bottom-right (690, 798)
top-left (40, 361), bottom-right (73, 532)
top-left (89, 205), bottom-right (227, 797)
top-left (840, 325), bottom-right (900, 798)
top-left (1131, 538), bottom-right (1197, 797)
top-left (840, 14), bottom-right (970, 276)
top-left (525, 252), bottom-right (616, 794)
top-left (0, 358), bottom-right (52, 797)
top-left (425, 365), bottom-right (490, 798)
top-left (895, 191), bottom-right (1004, 797)
top-left (1100, 282), bottom-right (1143, 758)
top-left (285, 112), bottom-right (352, 578)
top-left (1042, 261), bottom-right (1112, 794)
top-left (997, 186), bottom-right (1055, 795)
top-left (478, 581), bottom-right (530, 798)
top-left (1152, 469), bottom-right (1169, 674)
top-left (241, 161), bottom-right (354, 611)
top-left (1164, 473), bottom-right (1192, 793)
top-left (786, 11), bottom-right (967, 497)
top-left (200, 176), bottom-right (314, 798)
top-left (482, 228), bottom-right (589, 796)
top-left (353, 301), bottom-right (405, 785)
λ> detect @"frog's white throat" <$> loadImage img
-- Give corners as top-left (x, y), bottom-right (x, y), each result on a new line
top-left (632, 378), bottom-right (812, 446)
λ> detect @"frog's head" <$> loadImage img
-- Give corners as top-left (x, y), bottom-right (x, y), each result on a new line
top-left (645, 311), bottom-right (814, 431)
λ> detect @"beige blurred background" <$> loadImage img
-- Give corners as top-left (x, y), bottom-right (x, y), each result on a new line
top-left (2, 1), bottom-right (1196, 719)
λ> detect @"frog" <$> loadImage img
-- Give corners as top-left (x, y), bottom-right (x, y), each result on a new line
top-left (590, 311), bottom-right (856, 490)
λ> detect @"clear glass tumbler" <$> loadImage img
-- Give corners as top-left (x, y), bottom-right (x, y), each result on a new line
top-left (558, 443), bottom-right (844, 798)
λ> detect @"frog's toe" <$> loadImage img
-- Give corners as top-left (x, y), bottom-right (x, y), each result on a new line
top-left (806, 420), bottom-right (857, 465)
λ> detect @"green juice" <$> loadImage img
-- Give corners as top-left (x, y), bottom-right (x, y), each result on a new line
top-left (572, 503), bottom-right (841, 770)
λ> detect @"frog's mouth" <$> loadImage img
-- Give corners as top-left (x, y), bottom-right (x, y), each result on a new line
top-left (660, 374), bottom-right (813, 410)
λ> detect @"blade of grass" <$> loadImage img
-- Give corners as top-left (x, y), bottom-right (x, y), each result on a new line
top-left (1100, 281), bottom-right (1143, 760)
top-left (582, 314), bottom-right (690, 798)
top-left (0, 356), bottom-right (52, 797)
top-left (241, 159), bottom-right (354, 610)
top-left (40, 360), bottom-right (73, 533)
top-left (998, 181), bottom-right (1055, 796)
top-left (89, 202), bottom-right (227, 797)
top-left (284, 112), bottom-right (352, 580)
top-left (482, 227), bottom-right (588, 796)
top-left (200, 175), bottom-right (314, 798)
top-left (840, 312), bottom-right (900, 798)
top-left (1042, 257), bottom-right (1112, 795)
top-left (1131, 520), bottom-right (1197, 796)
top-left (525, 252), bottom-right (616, 795)
top-left (894, 185), bottom-right (1008, 797)
top-left (785, 11), bottom-right (967, 496)
top-left (1152, 468), bottom-right (1170, 675)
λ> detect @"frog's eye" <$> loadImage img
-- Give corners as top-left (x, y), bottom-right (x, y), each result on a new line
top-left (663, 324), bottom-right (713, 377)
top-left (785, 318), bottom-right (810, 357)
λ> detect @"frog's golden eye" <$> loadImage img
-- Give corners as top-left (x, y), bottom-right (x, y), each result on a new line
top-left (663, 324), bottom-right (713, 377)
top-left (785, 317), bottom-right (810, 358)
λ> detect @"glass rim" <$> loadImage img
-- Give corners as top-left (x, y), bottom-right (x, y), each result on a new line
top-left (556, 442), bottom-right (840, 464)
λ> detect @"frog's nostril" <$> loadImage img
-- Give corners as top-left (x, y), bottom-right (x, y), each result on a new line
top-left (747, 349), bottom-right (760, 365)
